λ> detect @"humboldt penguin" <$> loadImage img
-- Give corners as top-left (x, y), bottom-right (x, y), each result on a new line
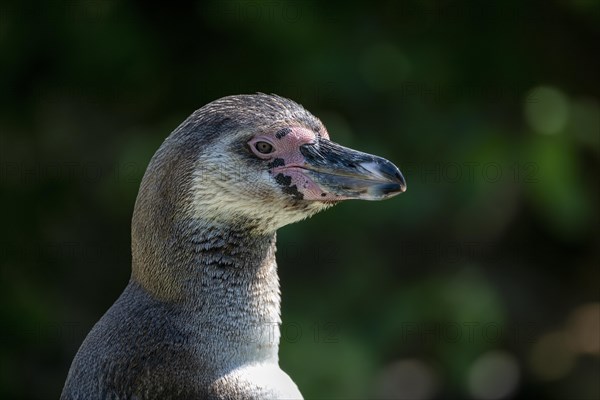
top-left (61, 94), bottom-right (406, 399)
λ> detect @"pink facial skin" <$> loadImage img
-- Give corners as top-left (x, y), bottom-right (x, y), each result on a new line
top-left (248, 126), bottom-right (340, 201)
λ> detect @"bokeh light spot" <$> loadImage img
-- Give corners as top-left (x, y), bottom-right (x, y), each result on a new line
top-left (524, 86), bottom-right (570, 135)
top-left (373, 359), bottom-right (438, 400)
top-left (566, 302), bottom-right (600, 355)
top-left (467, 351), bottom-right (520, 400)
top-left (529, 330), bottom-right (576, 381)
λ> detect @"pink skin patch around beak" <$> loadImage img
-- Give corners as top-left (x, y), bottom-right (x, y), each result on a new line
top-left (248, 126), bottom-right (339, 201)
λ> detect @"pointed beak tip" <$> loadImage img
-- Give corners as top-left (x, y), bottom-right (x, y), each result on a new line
top-left (375, 173), bottom-right (406, 198)
top-left (388, 181), bottom-right (407, 196)
top-left (393, 170), bottom-right (407, 194)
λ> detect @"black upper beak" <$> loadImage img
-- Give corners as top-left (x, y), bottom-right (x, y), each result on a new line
top-left (299, 139), bottom-right (406, 201)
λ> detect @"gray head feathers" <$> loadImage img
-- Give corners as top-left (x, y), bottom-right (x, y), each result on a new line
top-left (61, 94), bottom-right (405, 400)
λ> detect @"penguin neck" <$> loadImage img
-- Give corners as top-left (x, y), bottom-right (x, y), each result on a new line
top-left (132, 217), bottom-right (282, 363)
top-left (183, 219), bottom-right (281, 312)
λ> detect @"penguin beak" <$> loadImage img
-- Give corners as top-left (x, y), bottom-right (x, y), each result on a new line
top-left (299, 139), bottom-right (406, 201)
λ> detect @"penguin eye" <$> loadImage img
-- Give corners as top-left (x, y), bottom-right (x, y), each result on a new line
top-left (255, 141), bottom-right (274, 154)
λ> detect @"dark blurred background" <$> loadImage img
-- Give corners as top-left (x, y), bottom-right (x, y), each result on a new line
top-left (1, 1), bottom-right (599, 399)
